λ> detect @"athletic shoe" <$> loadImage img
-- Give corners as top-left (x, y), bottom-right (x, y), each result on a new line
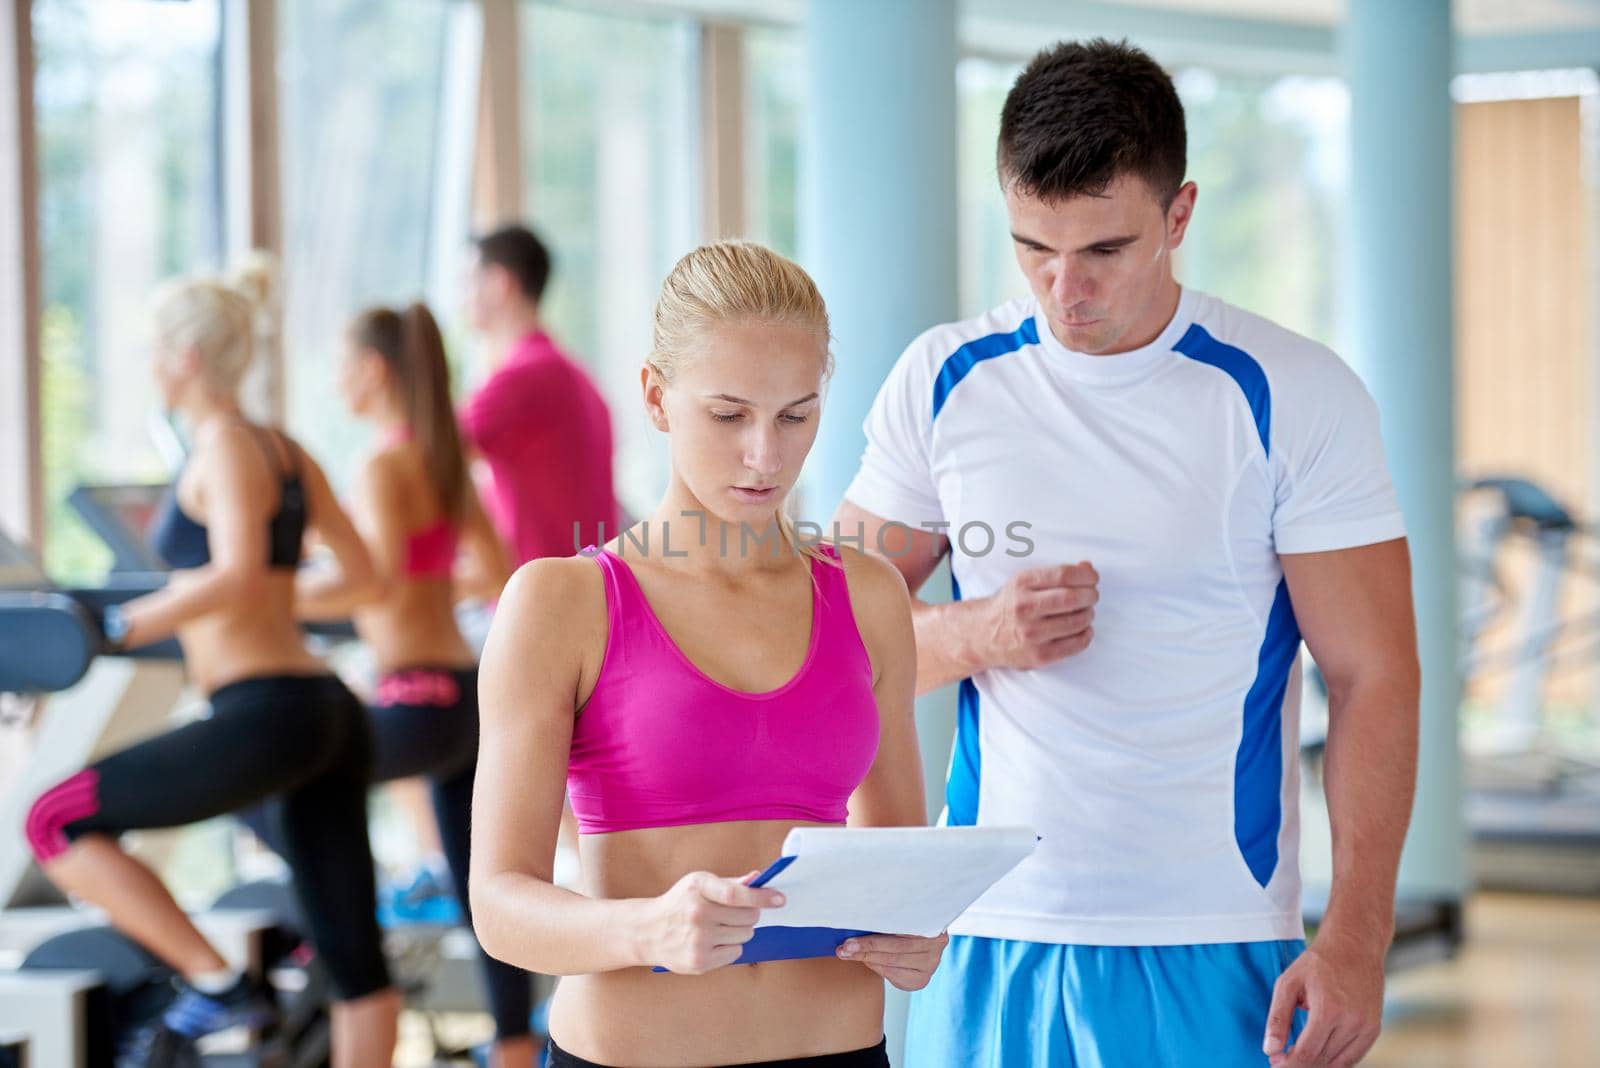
top-left (469, 1038), bottom-right (549, 1067)
top-left (116, 975), bottom-right (276, 1067)
top-left (116, 1025), bottom-right (202, 1068)
top-left (379, 865), bottom-right (464, 926)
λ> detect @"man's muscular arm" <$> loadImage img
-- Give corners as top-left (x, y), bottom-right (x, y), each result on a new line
top-left (1263, 538), bottom-right (1418, 1068)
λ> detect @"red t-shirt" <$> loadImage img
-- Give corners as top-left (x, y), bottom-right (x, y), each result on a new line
top-left (460, 331), bottom-right (617, 564)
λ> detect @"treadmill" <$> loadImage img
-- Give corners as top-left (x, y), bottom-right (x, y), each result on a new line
top-left (0, 520), bottom-right (318, 1067)
top-left (1460, 477), bottom-right (1600, 893)
top-left (67, 482), bottom-right (171, 580)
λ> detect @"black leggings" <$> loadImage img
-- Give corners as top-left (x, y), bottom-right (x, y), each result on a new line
top-left (546, 1038), bottom-right (890, 1068)
top-left (241, 666), bottom-right (532, 1038)
top-left (27, 673), bottom-right (390, 1000)
top-left (367, 665), bottom-right (533, 1038)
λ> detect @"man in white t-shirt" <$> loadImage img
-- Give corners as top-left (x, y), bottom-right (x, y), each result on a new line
top-left (835, 39), bottom-right (1418, 1068)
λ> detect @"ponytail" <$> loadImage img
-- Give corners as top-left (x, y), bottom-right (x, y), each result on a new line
top-left (349, 302), bottom-right (469, 523)
top-left (398, 304), bottom-right (469, 523)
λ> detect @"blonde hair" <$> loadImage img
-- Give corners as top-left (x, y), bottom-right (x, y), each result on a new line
top-left (150, 252), bottom-right (279, 396)
top-left (648, 241), bottom-right (835, 563)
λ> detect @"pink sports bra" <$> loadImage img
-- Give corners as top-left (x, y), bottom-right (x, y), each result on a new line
top-left (567, 544), bottom-right (880, 835)
top-left (400, 520), bottom-right (457, 579)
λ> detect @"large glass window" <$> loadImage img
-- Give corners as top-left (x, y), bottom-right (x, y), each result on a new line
top-left (33, 0), bottom-right (224, 581)
top-left (1176, 70), bottom-right (1347, 349)
top-left (743, 24), bottom-right (803, 261)
top-left (956, 58), bottom-right (1347, 350)
top-left (279, 0), bottom-right (456, 488)
top-left (520, 1), bottom-right (699, 519)
top-left (957, 57), bottom-right (1030, 320)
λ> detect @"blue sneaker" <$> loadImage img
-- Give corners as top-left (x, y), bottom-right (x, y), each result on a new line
top-left (378, 866), bottom-right (464, 927)
top-left (469, 1038), bottom-right (549, 1067)
top-left (160, 979), bottom-right (277, 1035)
top-left (116, 1025), bottom-right (201, 1068)
top-left (117, 977), bottom-right (276, 1067)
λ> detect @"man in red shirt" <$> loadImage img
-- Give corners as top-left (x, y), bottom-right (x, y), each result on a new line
top-left (460, 225), bottom-right (617, 564)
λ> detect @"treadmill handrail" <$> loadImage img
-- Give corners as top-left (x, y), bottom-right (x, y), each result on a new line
top-left (0, 592), bottom-right (101, 694)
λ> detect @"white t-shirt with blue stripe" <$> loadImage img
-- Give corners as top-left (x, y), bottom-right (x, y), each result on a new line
top-left (844, 287), bottom-right (1406, 946)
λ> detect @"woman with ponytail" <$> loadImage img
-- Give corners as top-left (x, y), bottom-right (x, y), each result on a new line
top-left (469, 242), bottom-right (943, 1068)
top-left (336, 302), bottom-right (530, 1066)
top-left (25, 264), bottom-right (402, 1068)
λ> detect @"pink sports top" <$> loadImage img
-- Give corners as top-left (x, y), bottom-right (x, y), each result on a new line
top-left (376, 426), bottom-right (459, 579)
top-left (567, 545), bottom-right (880, 835)
top-left (400, 521), bottom-right (457, 579)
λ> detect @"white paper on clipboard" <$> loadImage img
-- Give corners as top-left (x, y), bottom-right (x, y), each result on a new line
top-left (754, 825), bottom-right (1037, 937)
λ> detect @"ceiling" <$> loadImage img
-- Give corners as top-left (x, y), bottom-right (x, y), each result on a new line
top-left (570, 0), bottom-right (1600, 72)
top-left (1089, 0), bottom-right (1600, 32)
top-left (602, 0), bottom-right (1600, 34)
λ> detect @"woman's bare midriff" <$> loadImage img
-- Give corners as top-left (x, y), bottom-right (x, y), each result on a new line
top-left (354, 579), bottom-right (475, 675)
top-left (549, 819), bottom-right (886, 1067)
top-left (173, 573), bottom-right (328, 696)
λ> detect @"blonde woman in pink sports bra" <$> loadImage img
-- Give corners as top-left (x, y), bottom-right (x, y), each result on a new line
top-left (471, 241), bottom-right (941, 1068)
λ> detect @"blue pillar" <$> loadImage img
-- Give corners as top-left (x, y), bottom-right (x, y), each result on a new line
top-left (802, 2), bottom-right (959, 1059)
top-left (1344, 0), bottom-right (1466, 901)
top-left (801, 0), bottom-right (960, 828)
top-left (801, 0), bottom-right (959, 518)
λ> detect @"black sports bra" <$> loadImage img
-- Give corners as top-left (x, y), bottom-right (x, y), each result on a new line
top-left (147, 426), bottom-right (306, 571)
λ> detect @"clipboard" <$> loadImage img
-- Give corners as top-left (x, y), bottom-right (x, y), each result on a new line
top-left (653, 826), bottom-right (1037, 971)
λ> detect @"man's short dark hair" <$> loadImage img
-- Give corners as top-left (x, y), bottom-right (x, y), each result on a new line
top-left (998, 39), bottom-right (1187, 207)
top-left (474, 224), bottom-right (553, 303)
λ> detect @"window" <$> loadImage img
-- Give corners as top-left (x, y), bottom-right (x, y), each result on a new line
top-left (1175, 69), bottom-right (1347, 350)
top-left (743, 24), bottom-right (803, 261)
top-left (34, 0), bottom-right (224, 582)
top-left (279, 0), bottom-right (457, 488)
top-left (520, 1), bottom-right (699, 518)
top-left (957, 57), bottom-right (1030, 320)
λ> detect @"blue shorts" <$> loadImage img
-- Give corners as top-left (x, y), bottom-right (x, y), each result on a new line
top-left (904, 935), bottom-right (1308, 1067)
